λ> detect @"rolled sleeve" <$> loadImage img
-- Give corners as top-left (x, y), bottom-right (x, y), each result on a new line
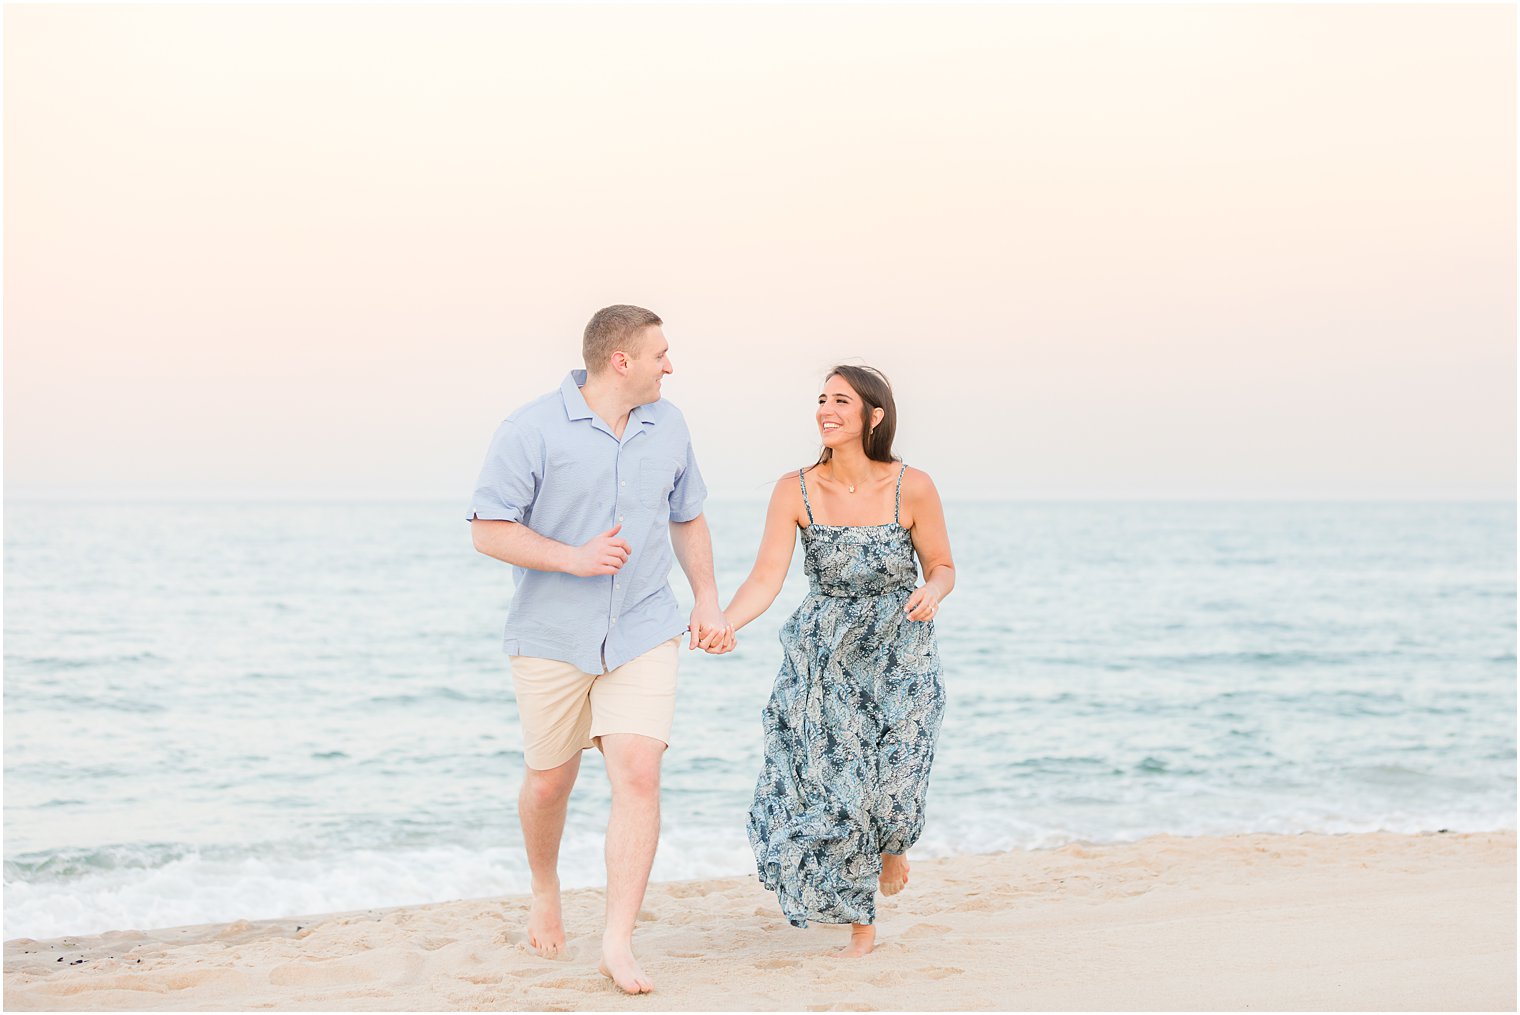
top-left (667, 438), bottom-right (707, 523)
top-left (468, 420), bottom-right (540, 522)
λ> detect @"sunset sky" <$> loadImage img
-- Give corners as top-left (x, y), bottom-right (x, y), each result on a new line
top-left (5, 4), bottom-right (1514, 500)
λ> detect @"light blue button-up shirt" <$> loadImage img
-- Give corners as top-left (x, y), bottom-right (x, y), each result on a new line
top-left (469, 370), bottom-right (707, 674)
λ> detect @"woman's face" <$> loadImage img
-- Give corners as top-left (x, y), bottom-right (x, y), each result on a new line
top-left (817, 374), bottom-right (873, 451)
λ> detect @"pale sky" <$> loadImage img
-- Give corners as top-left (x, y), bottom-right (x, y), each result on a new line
top-left (5, 4), bottom-right (1515, 501)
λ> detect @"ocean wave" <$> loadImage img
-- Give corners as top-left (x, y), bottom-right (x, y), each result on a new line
top-left (8, 800), bottom-right (1516, 943)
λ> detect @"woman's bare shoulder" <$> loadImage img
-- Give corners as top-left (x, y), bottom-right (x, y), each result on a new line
top-left (769, 468), bottom-right (814, 503)
top-left (900, 464), bottom-right (940, 496)
top-left (773, 466), bottom-right (815, 488)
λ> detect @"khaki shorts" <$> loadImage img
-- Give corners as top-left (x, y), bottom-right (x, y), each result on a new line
top-left (509, 637), bottom-right (680, 770)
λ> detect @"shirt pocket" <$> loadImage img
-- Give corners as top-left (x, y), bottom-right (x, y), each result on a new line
top-left (639, 456), bottom-right (680, 510)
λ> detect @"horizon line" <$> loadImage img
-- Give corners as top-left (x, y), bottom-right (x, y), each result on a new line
top-left (4, 493), bottom-right (1516, 506)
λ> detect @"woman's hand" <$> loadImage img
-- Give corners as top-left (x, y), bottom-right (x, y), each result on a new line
top-left (688, 605), bottom-right (737, 654)
top-left (904, 584), bottom-right (941, 622)
top-left (703, 625), bottom-right (737, 654)
top-left (902, 468), bottom-right (954, 624)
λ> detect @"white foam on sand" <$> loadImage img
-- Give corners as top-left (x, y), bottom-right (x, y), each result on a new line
top-left (5, 831), bottom-right (1514, 1012)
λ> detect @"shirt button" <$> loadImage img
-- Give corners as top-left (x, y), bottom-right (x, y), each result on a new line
top-left (618, 515), bottom-right (624, 522)
top-left (620, 480), bottom-right (626, 487)
top-left (611, 616), bottom-right (618, 624)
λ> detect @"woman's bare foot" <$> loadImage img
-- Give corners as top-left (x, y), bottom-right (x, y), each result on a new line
top-left (879, 853), bottom-right (910, 896)
top-left (833, 923), bottom-right (876, 958)
top-left (599, 938), bottom-right (654, 994)
top-left (526, 886), bottom-right (565, 958)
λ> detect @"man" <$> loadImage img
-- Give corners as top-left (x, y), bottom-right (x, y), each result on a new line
top-left (468, 305), bottom-right (730, 995)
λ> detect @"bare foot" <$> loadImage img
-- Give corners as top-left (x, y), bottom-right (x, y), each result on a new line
top-left (599, 939), bottom-right (654, 994)
top-left (879, 853), bottom-right (910, 896)
top-left (833, 923), bottom-right (876, 958)
top-left (526, 887), bottom-right (565, 958)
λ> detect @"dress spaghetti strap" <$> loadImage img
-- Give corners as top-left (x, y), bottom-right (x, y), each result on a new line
top-left (799, 469), bottom-right (815, 525)
top-left (894, 463), bottom-right (907, 524)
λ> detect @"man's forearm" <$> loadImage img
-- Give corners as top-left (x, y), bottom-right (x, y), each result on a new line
top-left (669, 515), bottom-right (720, 607)
top-left (472, 519), bottom-right (574, 573)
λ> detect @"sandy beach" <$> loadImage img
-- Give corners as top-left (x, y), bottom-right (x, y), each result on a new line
top-left (4, 829), bottom-right (1513, 1011)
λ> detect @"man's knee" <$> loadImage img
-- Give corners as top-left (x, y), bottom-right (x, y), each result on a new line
top-left (613, 764), bottom-right (661, 800)
top-left (521, 760), bottom-right (578, 808)
top-left (602, 735), bottom-right (664, 799)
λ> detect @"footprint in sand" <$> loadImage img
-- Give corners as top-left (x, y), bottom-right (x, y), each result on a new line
top-left (51, 968), bottom-right (245, 996)
top-left (958, 897), bottom-right (999, 912)
top-left (47, 975), bottom-right (165, 997)
top-left (900, 923), bottom-right (952, 940)
top-left (269, 958), bottom-right (380, 988)
top-left (754, 957), bottom-right (800, 970)
top-left (536, 975), bottom-right (602, 992)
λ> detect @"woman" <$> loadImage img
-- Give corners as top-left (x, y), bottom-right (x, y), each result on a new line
top-left (721, 364), bottom-right (954, 957)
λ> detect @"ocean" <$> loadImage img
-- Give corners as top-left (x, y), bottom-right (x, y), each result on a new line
top-left (4, 499), bottom-right (1515, 941)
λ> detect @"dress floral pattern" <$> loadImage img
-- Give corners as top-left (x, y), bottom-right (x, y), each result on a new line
top-left (747, 465), bottom-right (945, 928)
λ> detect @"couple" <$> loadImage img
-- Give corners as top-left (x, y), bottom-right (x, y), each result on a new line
top-left (467, 305), bottom-right (954, 993)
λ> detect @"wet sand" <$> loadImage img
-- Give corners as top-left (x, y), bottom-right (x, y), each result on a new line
top-left (5, 830), bottom-right (1514, 1011)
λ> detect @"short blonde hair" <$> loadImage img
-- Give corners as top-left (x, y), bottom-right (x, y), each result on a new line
top-left (583, 305), bottom-right (662, 374)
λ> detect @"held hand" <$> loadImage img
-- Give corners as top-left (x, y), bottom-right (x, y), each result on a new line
top-left (705, 626), bottom-right (738, 655)
top-left (688, 605), bottom-right (736, 654)
top-left (685, 622), bottom-right (737, 654)
top-left (567, 524), bottom-right (631, 577)
top-left (904, 584), bottom-right (941, 622)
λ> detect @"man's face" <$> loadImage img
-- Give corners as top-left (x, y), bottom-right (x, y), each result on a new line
top-left (625, 326), bottom-right (673, 405)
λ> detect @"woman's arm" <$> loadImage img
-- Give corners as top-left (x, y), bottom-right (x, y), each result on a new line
top-left (723, 475), bottom-right (806, 632)
top-left (902, 468), bottom-right (955, 622)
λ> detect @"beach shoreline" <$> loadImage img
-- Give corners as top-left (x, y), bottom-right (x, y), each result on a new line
top-left (4, 829), bottom-right (1514, 1011)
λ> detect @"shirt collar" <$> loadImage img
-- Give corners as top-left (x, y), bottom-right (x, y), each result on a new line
top-left (560, 370), bottom-right (594, 421)
top-left (560, 369), bottom-right (659, 428)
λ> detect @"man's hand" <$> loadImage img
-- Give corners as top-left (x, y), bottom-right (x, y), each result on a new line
top-left (687, 603), bottom-right (736, 654)
top-left (566, 524), bottom-right (631, 577)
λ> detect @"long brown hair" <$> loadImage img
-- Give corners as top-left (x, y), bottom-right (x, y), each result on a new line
top-left (814, 364), bottom-right (898, 466)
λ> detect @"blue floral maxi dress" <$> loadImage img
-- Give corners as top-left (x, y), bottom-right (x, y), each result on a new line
top-left (747, 465), bottom-right (945, 928)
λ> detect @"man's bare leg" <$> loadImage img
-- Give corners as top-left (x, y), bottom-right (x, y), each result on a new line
top-left (879, 852), bottom-right (910, 896)
top-left (596, 733), bottom-right (664, 994)
top-left (519, 753), bottom-right (582, 958)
